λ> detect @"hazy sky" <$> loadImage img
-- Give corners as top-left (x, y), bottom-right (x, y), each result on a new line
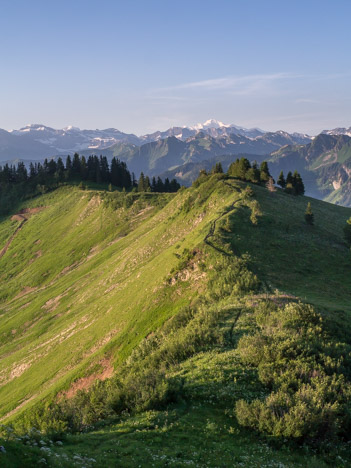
top-left (1, 0), bottom-right (351, 135)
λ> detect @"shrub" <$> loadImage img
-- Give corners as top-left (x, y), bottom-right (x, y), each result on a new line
top-left (235, 301), bottom-right (351, 441)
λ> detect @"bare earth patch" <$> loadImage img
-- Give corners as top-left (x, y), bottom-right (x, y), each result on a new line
top-left (61, 357), bottom-right (114, 399)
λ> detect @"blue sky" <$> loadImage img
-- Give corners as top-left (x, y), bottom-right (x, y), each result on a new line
top-left (1, 0), bottom-right (351, 134)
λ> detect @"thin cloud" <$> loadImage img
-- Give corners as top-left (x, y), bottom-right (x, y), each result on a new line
top-left (148, 73), bottom-right (302, 99)
top-left (149, 71), bottom-right (351, 99)
top-left (169, 73), bottom-right (297, 90)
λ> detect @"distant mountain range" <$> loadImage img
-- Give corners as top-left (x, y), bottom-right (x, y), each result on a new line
top-left (161, 132), bottom-right (351, 206)
top-left (3, 120), bottom-right (351, 205)
top-left (0, 119), bottom-right (311, 162)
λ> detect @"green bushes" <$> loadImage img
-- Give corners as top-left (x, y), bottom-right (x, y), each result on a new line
top-left (14, 303), bottom-right (224, 434)
top-left (235, 301), bottom-right (351, 441)
top-left (206, 255), bottom-right (260, 300)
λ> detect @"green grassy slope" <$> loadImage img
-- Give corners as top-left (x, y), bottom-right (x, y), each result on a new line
top-left (223, 182), bottom-right (351, 311)
top-left (1, 177), bottom-right (351, 467)
top-left (0, 179), bottom-right (246, 421)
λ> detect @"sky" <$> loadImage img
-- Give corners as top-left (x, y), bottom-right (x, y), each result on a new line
top-left (1, 0), bottom-right (351, 135)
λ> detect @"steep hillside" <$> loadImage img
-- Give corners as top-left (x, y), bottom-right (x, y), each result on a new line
top-left (1, 177), bottom-right (351, 467)
top-left (269, 134), bottom-right (351, 204)
top-left (0, 187), bottom-right (210, 421)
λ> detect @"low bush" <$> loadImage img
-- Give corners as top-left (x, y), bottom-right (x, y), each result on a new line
top-left (235, 301), bottom-right (351, 441)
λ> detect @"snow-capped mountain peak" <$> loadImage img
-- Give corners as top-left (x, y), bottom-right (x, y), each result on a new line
top-left (191, 119), bottom-right (229, 130)
top-left (62, 126), bottom-right (81, 132)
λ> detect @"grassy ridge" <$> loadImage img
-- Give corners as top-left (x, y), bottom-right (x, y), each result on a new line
top-left (1, 176), bottom-right (351, 466)
top-left (0, 177), bottom-right (246, 421)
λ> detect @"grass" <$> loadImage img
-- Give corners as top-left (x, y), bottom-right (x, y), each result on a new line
top-left (0, 177), bottom-right (242, 421)
top-left (1, 175), bottom-right (351, 466)
top-left (222, 180), bottom-right (351, 313)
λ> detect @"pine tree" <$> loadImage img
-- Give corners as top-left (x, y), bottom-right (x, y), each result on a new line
top-left (305, 202), bottom-right (314, 225)
top-left (156, 176), bottom-right (164, 192)
top-left (211, 162), bottom-right (223, 174)
top-left (144, 176), bottom-right (151, 192)
top-left (246, 162), bottom-right (260, 183)
top-left (65, 155), bottom-right (72, 179)
top-left (151, 176), bottom-right (157, 192)
top-left (259, 161), bottom-right (271, 184)
top-left (80, 156), bottom-right (88, 180)
top-left (285, 171), bottom-right (294, 194)
top-left (138, 172), bottom-right (145, 192)
top-left (293, 171), bottom-right (305, 195)
top-left (72, 153), bottom-right (81, 175)
top-left (277, 170), bottom-right (286, 188)
top-left (164, 177), bottom-right (170, 192)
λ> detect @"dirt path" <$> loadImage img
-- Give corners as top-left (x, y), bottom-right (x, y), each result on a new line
top-left (204, 180), bottom-right (242, 255)
top-left (0, 214), bottom-right (27, 259)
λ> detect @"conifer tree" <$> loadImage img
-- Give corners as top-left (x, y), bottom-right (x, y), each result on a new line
top-left (285, 171), bottom-right (294, 194)
top-left (305, 202), bottom-right (314, 225)
top-left (72, 153), bottom-right (81, 175)
top-left (164, 177), bottom-right (170, 192)
top-left (138, 172), bottom-right (145, 192)
top-left (151, 176), bottom-right (157, 192)
top-left (156, 176), bottom-right (164, 192)
top-left (144, 176), bottom-right (151, 192)
top-left (65, 155), bottom-right (72, 179)
top-left (80, 156), bottom-right (88, 180)
top-left (259, 161), bottom-right (271, 184)
top-left (246, 162), bottom-right (260, 183)
top-left (277, 170), bottom-right (286, 188)
top-left (293, 171), bottom-right (305, 195)
top-left (211, 162), bottom-right (223, 174)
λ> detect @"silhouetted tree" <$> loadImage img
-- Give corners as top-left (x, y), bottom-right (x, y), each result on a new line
top-left (277, 170), bottom-right (286, 189)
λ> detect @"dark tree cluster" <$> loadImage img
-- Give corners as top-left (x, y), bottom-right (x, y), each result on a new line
top-left (227, 158), bottom-right (305, 195)
top-left (3, 153), bottom-right (133, 189)
top-left (0, 154), bottom-right (182, 214)
top-left (277, 170), bottom-right (305, 195)
top-left (137, 172), bottom-right (180, 193)
top-left (0, 153), bottom-right (133, 189)
top-left (227, 158), bottom-right (271, 184)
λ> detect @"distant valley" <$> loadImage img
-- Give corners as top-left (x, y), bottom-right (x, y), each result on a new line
top-left (2, 119), bottom-right (351, 205)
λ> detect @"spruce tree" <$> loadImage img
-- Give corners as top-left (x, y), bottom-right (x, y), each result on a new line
top-left (72, 153), bottom-right (81, 175)
top-left (228, 158), bottom-right (251, 180)
top-left (246, 162), bottom-right (260, 183)
top-left (144, 176), bottom-right (151, 192)
top-left (156, 176), bottom-right (164, 192)
top-left (80, 156), bottom-right (88, 180)
top-left (259, 161), bottom-right (271, 184)
top-left (211, 162), bottom-right (223, 174)
top-left (151, 176), bottom-right (157, 192)
top-left (292, 171), bottom-right (305, 195)
top-left (65, 155), bottom-right (72, 179)
top-left (285, 171), bottom-right (294, 194)
top-left (277, 170), bottom-right (286, 188)
top-left (138, 172), bottom-right (145, 192)
top-left (305, 202), bottom-right (314, 225)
